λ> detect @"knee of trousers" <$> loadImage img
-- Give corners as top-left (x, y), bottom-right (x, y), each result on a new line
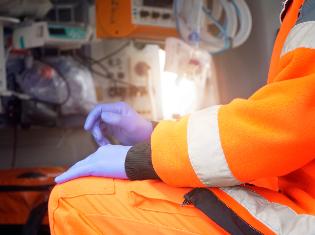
top-left (49, 176), bottom-right (116, 209)
top-left (48, 178), bottom-right (227, 235)
top-left (48, 177), bottom-right (118, 234)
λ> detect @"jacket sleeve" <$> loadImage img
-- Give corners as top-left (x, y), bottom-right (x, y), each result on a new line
top-left (151, 14), bottom-right (315, 188)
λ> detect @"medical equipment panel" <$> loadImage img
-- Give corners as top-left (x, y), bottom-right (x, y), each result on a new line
top-left (95, 0), bottom-right (178, 40)
top-left (13, 22), bottom-right (92, 50)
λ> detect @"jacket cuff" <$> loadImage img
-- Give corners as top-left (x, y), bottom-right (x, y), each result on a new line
top-left (125, 142), bottom-right (160, 180)
top-left (152, 121), bottom-right (159, 129)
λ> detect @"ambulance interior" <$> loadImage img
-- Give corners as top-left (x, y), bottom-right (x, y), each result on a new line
top-left (0, 0), bottom-right (282, 234)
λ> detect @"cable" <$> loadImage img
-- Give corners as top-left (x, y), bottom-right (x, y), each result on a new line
top-left (174, 0), bottom-right (252, 54)
top-left (23, 60), bottom-right (72, 106)
top-left (201, 0), bottom-right (252, 52)
top-left (89, 66), bottom-right (137, 88)
top-left (76, 52), bottom-right (111, 75)
top-left (201, 0), bottom-right (237, 52)
top-left (75, 50), bottom-right (149, 100)
top-left (11, 124), bottom-right (17, 168)
top-left (75, 53), bottom-right (138, 88)
top-left (174, 0), bottom-right (233, 53)
top-left (5, 49), bottom-right (70, 106)
top-left (202, 5), bottom-right (232, 53)
top-left (228, 0), bottom-right (252, 48)
top-left (94, 41), bottom-right (131, 63)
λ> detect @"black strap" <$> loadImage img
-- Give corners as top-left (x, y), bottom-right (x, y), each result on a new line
top-left (22, 201), bottom-right (48, 235)
top-left (0, 185), bottom-right (53, 192)
top-left (0, 171), bottom-right (53, 235)
top-left (184, 188), bottom-right (263, 235)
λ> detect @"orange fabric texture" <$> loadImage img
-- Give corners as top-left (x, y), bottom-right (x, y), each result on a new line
top-left (278, 161), bottom-right (315, 214)
top-left (48, 178), bottom-right (315, 234)
top-left (0, 167), bottom-right (63, 225)
top-left (150, 1), bottom-right (307, 189)
top-left (49, 177), bottom-right (229, 235)
top-left (151, 117), bottom-right (204, 187)
top-left (268, 0), bottom-right (304, 82)
top-left (151, 0), bottom-right (315, 190)
top-left (220, 50), bottom-right (315, 182)
top-left (149, 0), bottom-right (315, 219)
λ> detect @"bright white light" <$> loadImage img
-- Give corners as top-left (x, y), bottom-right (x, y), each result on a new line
top-left (159, 49), bottom-right (197, 119)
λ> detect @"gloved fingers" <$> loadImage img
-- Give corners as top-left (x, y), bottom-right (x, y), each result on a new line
top-left (55, 164), bottom-right (92, 184)
top-left (102, 122), bottom-right (115, 137)
top-left (84, 102), bottom-right (127, 131)
top-left (91, 123), bottom-right (110, 146)
top-left (101, 112), bottom-right (122, 126)
top-left (67, 155), bottom-right (93, 171)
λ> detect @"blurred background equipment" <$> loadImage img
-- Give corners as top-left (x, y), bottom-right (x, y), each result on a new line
top-left (44, 56), bottom-right (96, 115)
top-left (96, 0), bottom-right (252, 54)
top-left (174, 0), bottom-right (252, 53)
top-left (0, 0), bottom-right (254, 127)
top-left (95, 0), bottom-right (178, 40)
top-left (88, 41), bottom-right (163, 120)
top-left (0, 0), bottom-right (52, 19)
top-left (93, 0), bottom-right (252, 119)
top-left (18, 59), bottom-right (70, 105)
top-left (0, 17), bottom-right (19, 97)
top-left (13, 22), bottom-right (93, 50)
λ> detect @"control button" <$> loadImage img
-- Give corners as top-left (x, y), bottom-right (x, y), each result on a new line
top-left (162, 13), bottom-right (171, 19)
top-left (152, 12), bottom-right (160, 19)
top-left (140, 10), bottom-right (150, 17)
top-left (118, 72), bottom-right (124, 79)
top-left (107, 73), bottom-right (114, 79)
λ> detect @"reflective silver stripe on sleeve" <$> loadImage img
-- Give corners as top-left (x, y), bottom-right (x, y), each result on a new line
top-left (187, 105), bottom-right (241, 186)
top-left (281, 21), bottom-right (315, 56)
top-left (222, 186), bottom-right (315, 235)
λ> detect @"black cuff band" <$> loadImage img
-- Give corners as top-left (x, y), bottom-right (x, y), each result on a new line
top-left (125, 142), bottom-right (160, 180)
top-left (152, 121), bottom-right (159, 129)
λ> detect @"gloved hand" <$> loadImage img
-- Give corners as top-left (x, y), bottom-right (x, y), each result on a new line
top-left (55, 145), bottom-right (131, 184)
top-left (84, 102), bottom-right (153, 146)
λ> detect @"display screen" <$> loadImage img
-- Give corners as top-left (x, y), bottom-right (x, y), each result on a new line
top-left (49, 28), bottom-right (66, 36)
top-left (143, 0), bottom-right (173, 8)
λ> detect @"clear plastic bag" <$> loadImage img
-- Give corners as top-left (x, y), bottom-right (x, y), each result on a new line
top-left (18, 56), bottom-right (97, 115)
top-left (45, 56), bottom-right (97, 115)
top-left (164, 37), bottom-right (211, 81)
top-left (162, 37), bottom-right (212, 117)
top-left (18, 60), bottom-right (69, 105)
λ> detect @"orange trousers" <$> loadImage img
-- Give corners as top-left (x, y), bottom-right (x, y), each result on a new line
top-left (48, 177), bottom-right (228, 235)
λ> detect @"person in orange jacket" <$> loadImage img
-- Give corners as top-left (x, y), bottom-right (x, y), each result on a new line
top-left (49, 0), bottom-right (315, 234)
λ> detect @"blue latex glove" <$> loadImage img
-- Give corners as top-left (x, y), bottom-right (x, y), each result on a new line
top-left (55, 145), bottom-right (131, 184)
top-left (84, 102), bottom-right (153, 146)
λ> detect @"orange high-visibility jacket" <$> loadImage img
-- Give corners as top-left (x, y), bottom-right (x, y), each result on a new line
top-left (150, 0), bottom-right (315, 233)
